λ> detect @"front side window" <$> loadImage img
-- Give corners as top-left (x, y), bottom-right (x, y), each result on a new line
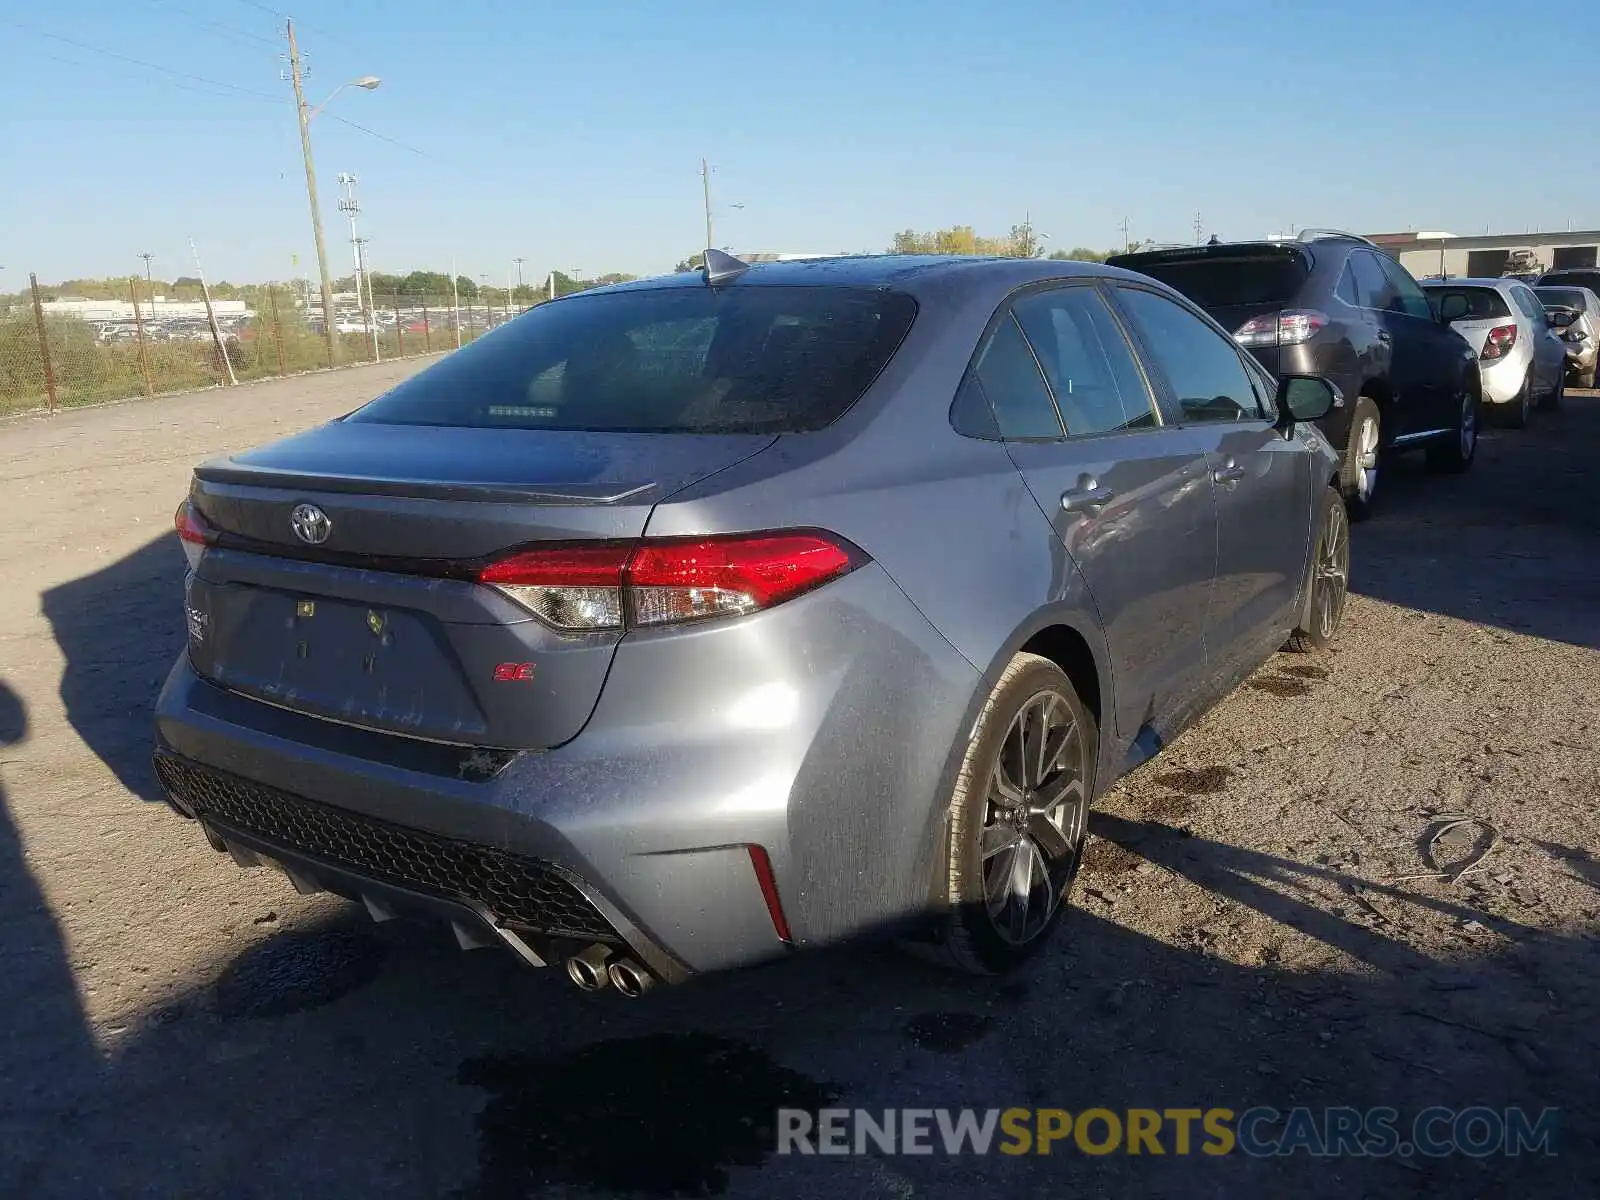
top-left (1350, 252), bottom-right (1397, 311)
top-left (349, 285), bottom-right (917, 434)
top-left (1112, 287), bottom-right (1266, 424)
top-left (1010, 287), bottom-right (1159, 436)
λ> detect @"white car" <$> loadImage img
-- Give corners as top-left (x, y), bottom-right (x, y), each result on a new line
top-left (1421, 278), bottom-right (1566, 427)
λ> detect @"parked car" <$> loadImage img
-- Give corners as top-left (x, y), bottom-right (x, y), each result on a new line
top-left (1535, 267), bottom-right (1600, 297)
top-left (1109, 231), bottom-right (1480, 520)
top-left (153, 252), bottom-right (1349, 993)
top-left (1420, 278), bottom-right (1566, 427)
top-left (1534, 284), bottom-right (1600, 387)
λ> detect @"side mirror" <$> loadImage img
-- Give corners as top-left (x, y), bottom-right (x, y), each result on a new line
top-left (1276, 375), bottom-right (1340, 424)
top-left (1547, 308), bottom-right (1578, 329)
top-left (1436, 294), bottom-right (1469, 323)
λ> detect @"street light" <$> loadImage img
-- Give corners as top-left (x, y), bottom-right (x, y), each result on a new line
top-left (287, 16), bottom-right (380, 366)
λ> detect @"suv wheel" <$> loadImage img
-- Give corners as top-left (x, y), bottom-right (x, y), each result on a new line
top-left (937, 653), bottom-right (1096, 975)
top-left (1426, 378), bottom-right (1479, 473)
top-left (1340, 397), bottom-right (1381, 521)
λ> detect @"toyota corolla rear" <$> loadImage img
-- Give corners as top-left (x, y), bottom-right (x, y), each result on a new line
top-left (153, 274), bottom-right (980, 992)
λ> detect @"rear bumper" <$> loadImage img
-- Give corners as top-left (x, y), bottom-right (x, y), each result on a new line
top-left (1478, 351), bottom-right (1532, 405)
top-left (154, 561), bottom-right (982, 979)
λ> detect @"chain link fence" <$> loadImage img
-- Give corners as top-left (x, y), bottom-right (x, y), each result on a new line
top-left (0, 274), bottom-right (532, 418)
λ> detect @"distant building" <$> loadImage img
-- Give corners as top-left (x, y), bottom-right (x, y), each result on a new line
top-left (1366, 230), bottom-right (1600, 279)
top-left (41, 297), bottom-right (248, 322)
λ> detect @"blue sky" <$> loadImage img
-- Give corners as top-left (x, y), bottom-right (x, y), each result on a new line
top-left (3, 0), bottom-right (1590, 287)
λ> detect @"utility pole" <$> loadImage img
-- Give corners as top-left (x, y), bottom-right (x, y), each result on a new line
top-left (288, 19), bottom-right (339, 366)
top-left (337, 172), bottom-right (378, 361)
top-left (512, 257), bottom-right (524, 310)
top-left (1192, 212), bottom-right (1203, 245)
top-left (1118, 216), bottom-right (1131, 254)
top-left (139, 252), bottom-right (156, 306)
top-left (701, 157), bottom-right (713, 250)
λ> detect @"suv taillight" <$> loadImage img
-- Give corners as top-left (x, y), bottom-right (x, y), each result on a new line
top-left (479, 532), bottom-right (865, 632)
top-left (174, 499), bottom-right (216, 569)
top-left (1480, 324), bottom-right (1518, 361)
top-left (1234, 309), bottom-right (1329, 347)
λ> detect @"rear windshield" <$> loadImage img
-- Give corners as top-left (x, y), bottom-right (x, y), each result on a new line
top-left (1540, 272), bottom-right (1600, 293)
top-left (1421, 286), bottom-right (1510, 319)
top-left (348, 284), bottom-right (917, 434)
top-left (1535, 287), bottom-right (1589, 310)
top-left (1111, 253), bottom-right (1309, 310)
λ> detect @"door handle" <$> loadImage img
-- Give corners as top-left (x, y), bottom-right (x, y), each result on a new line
top-left (1212, 463), bottom-right (1246, 486)
top-left (1061, 481), bottom-right (1116, 513)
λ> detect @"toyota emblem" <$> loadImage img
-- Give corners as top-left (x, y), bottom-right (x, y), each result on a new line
top-left (290, 503), bottom-right (333, 545)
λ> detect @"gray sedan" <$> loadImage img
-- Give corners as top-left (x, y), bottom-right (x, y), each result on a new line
top-left (154, 252), bottom-right (1347, 993)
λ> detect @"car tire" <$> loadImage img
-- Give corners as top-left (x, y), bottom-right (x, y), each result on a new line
top-left (1504, 372), bottom-right (1532, 429)
top-left (1539, 369), bottom-right (1564, 412)
top-left (1339, 396), bottom-right (1382, 522)
top-left (1286, 485), bottom-right (1350, 654)
top-left (1426, 377), bottom-right (1480, 474)
top-left (936, 652), bottom-right (1097, 976)
top-left (1579, 365), bottom-right (1596, 389)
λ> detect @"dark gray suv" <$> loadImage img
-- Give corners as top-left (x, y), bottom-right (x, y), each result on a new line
top-left (1111, 232), bottom-right (1481, 520)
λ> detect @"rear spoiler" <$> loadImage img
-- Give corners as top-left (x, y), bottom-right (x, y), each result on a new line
top-left (1108, 241), bottom-right (1310, 269)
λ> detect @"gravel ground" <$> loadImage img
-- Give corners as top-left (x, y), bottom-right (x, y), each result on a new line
top-left (1, 366), bottom-right (1596, 1198)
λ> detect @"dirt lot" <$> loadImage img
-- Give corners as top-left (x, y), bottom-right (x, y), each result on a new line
top-left (1, 365), bottom-right (1597, 1197)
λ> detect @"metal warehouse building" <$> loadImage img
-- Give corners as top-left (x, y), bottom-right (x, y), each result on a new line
top-left (1366, 230), bottom-right (1600, 280)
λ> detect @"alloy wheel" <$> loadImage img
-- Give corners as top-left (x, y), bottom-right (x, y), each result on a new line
top-left (981, 689), bottom-right (1088, 945)
top-left (1355, 414), bottom-right (1380, 501)
top-left (1459, 390), bottom-right (1477, 458)
top-left (1315, 500), bottom-right (1350, 641)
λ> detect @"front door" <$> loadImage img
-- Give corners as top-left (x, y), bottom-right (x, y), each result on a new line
top-left (968, 282), bottom-right (1220, 753)
top-left (1106, 282), bottom-right (1314, 673)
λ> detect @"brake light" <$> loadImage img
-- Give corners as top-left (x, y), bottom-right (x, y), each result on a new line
top-left (174, 499), bottom-right (215, 569)
top-left (1481, 323), bottom-right (1518, 361)
top-left (747, 844), bottom-right (792, 943)
top-left (1233, 309), bottom-right (1330, 347)
top-left (478, 531), bottom-right (864, 632)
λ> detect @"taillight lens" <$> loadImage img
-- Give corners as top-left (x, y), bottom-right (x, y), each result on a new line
top-left (174, 499), bottom-right (215, 570)
top-left (1480, 324), bottom-right (1518, 361)
top-left (478, 531), bottom-right (863, 632)
top-left (1234, 309), bottom-right (1329, 347)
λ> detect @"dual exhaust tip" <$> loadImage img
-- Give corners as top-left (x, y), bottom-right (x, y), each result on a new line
top-left (565, 943), bottom-right (656, 997)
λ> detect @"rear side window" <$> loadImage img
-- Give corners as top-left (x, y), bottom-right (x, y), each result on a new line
top-left (1510, 286), bottom-right (1547, 321)
top-left (1350, 252), bottom-right (1397, 311)
top-left (348, 285), bottom-right (917, 434)
top-left (1425, 286), bottom-right (1511, 319)
top-left (969, 317), bottom-right (1064, 439)
top-left (1010, 287), bottom-right (1158, 436)
top-left (1335, 263), bottom-right (1360, 307)
top-left (1113, 253), bottom-right (1309, 310)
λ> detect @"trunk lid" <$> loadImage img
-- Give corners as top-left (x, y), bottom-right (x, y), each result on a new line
top-left (185, 422), bottom-right (775, 748)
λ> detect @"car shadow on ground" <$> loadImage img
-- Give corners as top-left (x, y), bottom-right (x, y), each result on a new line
top-left (1350, 399), bottom-right (1600, 650)
top-left (39, 535), bottom-right (187, 803)
top-left (4, 789), bottom-right (1595, 1196)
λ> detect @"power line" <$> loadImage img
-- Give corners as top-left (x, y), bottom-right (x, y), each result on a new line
top-left (144, 0), bottom-right (280, 49)
top-left (228, 0), bottom-right (366, 56)
top-left (323, 112), bottom-right (437, 160)
top-left (6, 21), bottom-right (280, 101)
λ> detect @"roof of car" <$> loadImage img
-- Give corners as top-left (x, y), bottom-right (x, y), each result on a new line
top-left (1419, 277), bottom-right (1525, 289)
top-left (594, 253), bottom-right (1127, 297)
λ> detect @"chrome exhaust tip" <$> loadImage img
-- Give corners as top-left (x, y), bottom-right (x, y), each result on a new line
top-left (607, 958), bottom-right (656, 998)
top-left (565, 944), bottom-right (613, 991)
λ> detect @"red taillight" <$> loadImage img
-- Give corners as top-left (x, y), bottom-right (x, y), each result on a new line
top-left (174, 500), bottom-right (214, 569)
top-left (747, 844), bottom-right (792, 943)
top-left (1234, 309), bottom-right (1329, 347)
top-left (476, 531), bottom-right (862, 632)
top-left (1481, 323), bottom-right (1518, 361)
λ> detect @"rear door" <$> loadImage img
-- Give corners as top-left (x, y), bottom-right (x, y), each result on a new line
top-left (1509, 283), bottom-right (1566, 397)
top-left (971, 281), bottom-right (1220, 747)
top-left (1356, 251), bottom-right (1460, 435)
top-left (1108, 283), bottom-right (1312, 671)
